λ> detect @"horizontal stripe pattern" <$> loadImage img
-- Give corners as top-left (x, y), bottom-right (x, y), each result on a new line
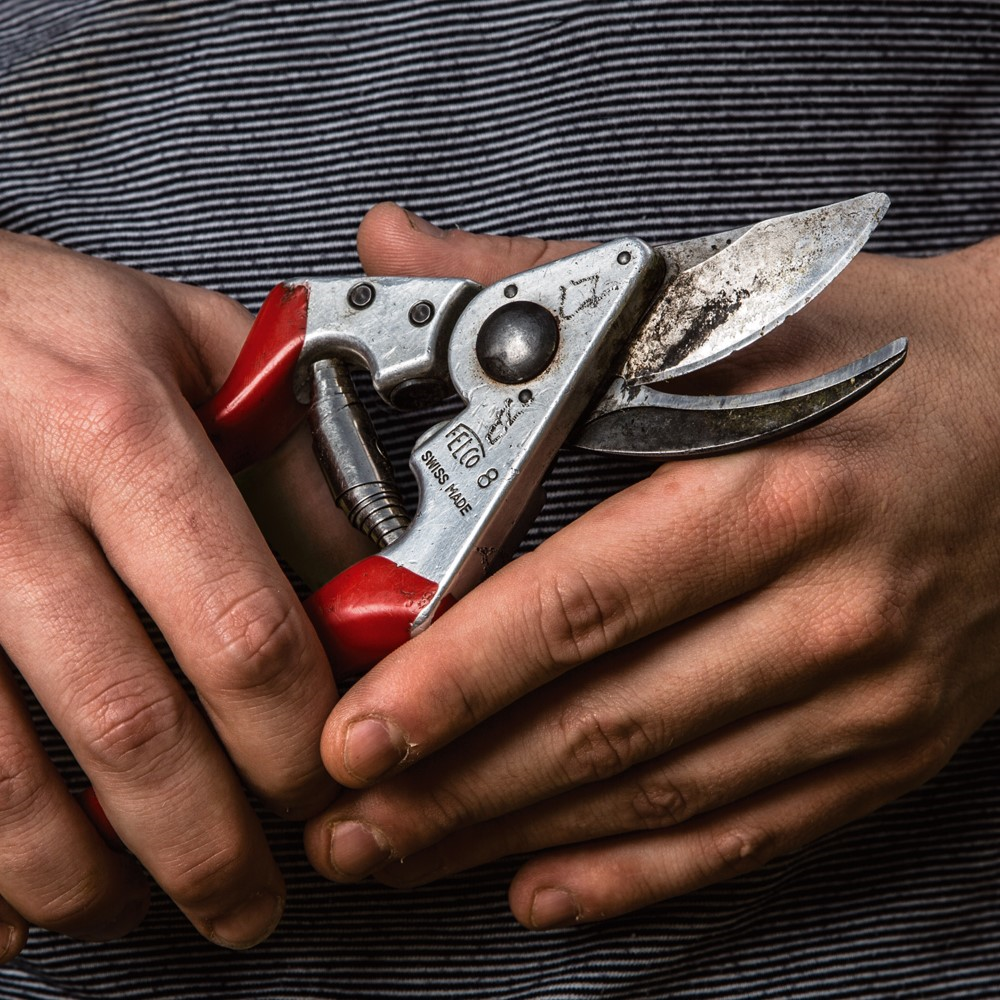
top-left (1, 1), bottom-right (999, 997)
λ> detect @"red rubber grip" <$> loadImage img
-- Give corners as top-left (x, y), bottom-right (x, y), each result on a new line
top-left (305, 555), bottom-right (455, 677)
top-left (198, 282), bottom-right (309, 473)
top-left (76, 786), bottom-right (126, 852)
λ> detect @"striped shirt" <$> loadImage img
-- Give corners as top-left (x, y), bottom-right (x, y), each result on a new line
top-left (1, 2), bottom-right (999, 997)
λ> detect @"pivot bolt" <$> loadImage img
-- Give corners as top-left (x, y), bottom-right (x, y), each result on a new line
top-left (476, 302), bottom-right (559, 384)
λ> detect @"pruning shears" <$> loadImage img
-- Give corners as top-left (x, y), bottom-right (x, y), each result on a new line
top-left (199, 192), bottom-right (906, 676)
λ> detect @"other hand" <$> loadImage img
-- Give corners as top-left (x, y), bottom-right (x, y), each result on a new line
top-left (0, 232), bottom-right (362, 957)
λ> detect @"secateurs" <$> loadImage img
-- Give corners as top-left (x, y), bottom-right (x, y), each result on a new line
top-left (199, 193), bottom-right (906, 675)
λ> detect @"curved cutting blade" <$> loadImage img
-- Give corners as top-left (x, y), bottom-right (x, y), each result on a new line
top-left (620, 192), bottom-right (890, 385)
top-left (574, 338), bottom-right (907, 459)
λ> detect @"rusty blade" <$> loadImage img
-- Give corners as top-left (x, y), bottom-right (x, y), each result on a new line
top-left (618, 192), bottom-right (889, 385)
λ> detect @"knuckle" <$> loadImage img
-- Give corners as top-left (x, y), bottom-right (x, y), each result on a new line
top-left (50, 369), bottom-right (170, 474)
top-left (39, 368), bottom-right (184, 514)
top-left (853, 572), bottom-right (911, 659)
top-left (423, 667), bottom-right (482, 734)
top-left (745, 446), bottom-right (864, 562)
top-left (745, 454), bottom-right (829, 555)
top-left (877, 673), bottom-right (943, 740)
top-left (0, 737), bottom-right (45, 823)
top-left (414, 784), bottom-right (475, 843)
top-left (798, 571), bottom-right (910, 672)
top-left (529, 563), bottom-right (637, 669)
top-left (701, 823), bottom-right (777, 881)
top-left (499, 236), bottom-right (552, 276)
top-left (893, 731), bottom-right (956, 789)
top-left (195, 582), bottom-right (307, 695)
top-left (31, 869), bottom-right (109, 936)
top-left (629, 769), bottom-right (691, 828)
top-left (555, 705), bottom-right (657, 785)
top-left (75, 677), bottom-right (189, 777)
top-left (860, 667), bottom-right (947, 747)
top-left (197, 286), bottom-right (253, 330)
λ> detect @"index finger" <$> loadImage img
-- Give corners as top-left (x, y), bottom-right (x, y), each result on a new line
top-left (321, 444), bottom-right (835, 787)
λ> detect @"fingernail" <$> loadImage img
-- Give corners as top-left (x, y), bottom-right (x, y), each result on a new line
top-left (328, 820), bottom-right (392, 879)
top-left (529, 887), bottom-right (581, 930)
top-left (0, 924), bottom-right (15, 964)
top-left (405, 209), bottom-right (445, 238)
top-left (344, 717), bottom-right (407, 782)
top-left (205, 891), bottom-right (284, 950)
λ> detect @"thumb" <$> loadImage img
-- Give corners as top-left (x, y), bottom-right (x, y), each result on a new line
top-left (357, 202), bottom-right (595, 286)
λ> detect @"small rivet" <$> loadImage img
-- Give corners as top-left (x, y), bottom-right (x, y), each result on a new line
top-left (408, 300), bottom-right (434, 326)
top-left (348, 282), bottom-right (375, 309)
top-left (504, 284), bottom-right (518, 299)
top-left (518, 389), bottom-right (533, 404)
top-left (617, 251), bottom-right (632, 265)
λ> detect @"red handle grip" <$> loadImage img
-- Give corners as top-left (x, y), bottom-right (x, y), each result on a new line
top-left (198, 282), bottom-right (310, 473)
top-left (76, 786), bottom-right (126, 851)
top-left (305, 555), bottom-right (454, 677)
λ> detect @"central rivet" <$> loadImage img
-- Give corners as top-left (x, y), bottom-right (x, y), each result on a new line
top-left (476, 302), bottom-right (559, 384)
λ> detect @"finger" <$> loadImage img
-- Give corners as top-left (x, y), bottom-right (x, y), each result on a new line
top-left (1, 511), bottom-right (285, 949)
top-left (0, 655), bottom-right (148, 943)
top-left (357, 201), bottom-right (595, 285)
top-left (374, 659), bottom-right (928, 888)
top-left (154, 276), bottom-right (256, 380)
top-left (322, 443), bottom-right (854, 788)
top-left (51, 370), bottom-right (339, 819)
top-left (306, 554), bottom-right (896, 880)
top-left (507, 743), bottom-right (941, 929)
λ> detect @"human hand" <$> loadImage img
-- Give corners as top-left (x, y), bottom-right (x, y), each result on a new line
top-left (303, 202), bottom-right (1000, 928)
top-left (0, 232), bottom-right (365, 959)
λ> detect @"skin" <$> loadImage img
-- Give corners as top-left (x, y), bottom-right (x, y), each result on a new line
top-left (0, 231), bottom-right (368, 957)
top-left (304, 202), bottom-right (1000, 929)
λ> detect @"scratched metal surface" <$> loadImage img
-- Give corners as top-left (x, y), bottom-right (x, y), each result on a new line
top-left (621, 192), bottom-right (889, 383)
